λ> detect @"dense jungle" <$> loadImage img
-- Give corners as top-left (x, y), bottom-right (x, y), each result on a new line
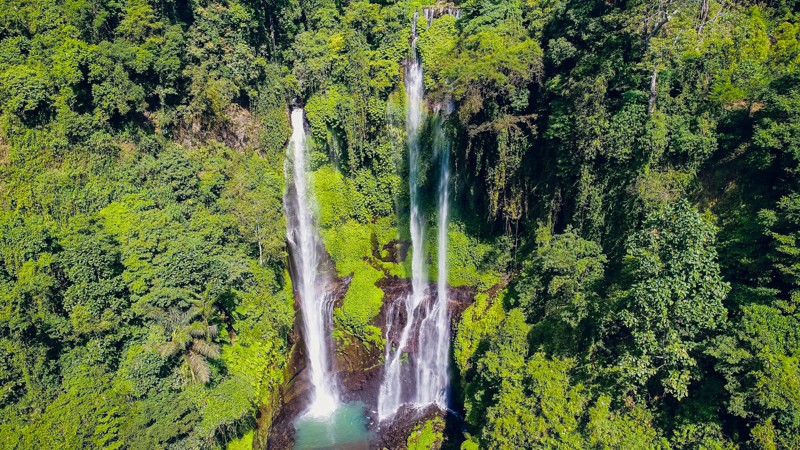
top-left (0, 0), bottom-right (799, 448)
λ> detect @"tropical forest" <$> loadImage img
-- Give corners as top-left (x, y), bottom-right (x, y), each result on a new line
top-left (0, 0), bottom-right (799, 448)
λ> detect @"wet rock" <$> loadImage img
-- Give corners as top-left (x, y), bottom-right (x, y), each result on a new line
top-left (374, 403), bottom-right (465, 450)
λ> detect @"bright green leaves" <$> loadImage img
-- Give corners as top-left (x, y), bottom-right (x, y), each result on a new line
top-left (59, 218), bottom-right (126, 338)
top-left (710, 192), bottom-right (800, 447)
top-left (311, 166), bottom-right (387, 344)
top-left (0, 64), bottom-right (53, 122)
top-left (0, 134), bottom-right (292, 446)
top-left (417, 14), bottom-right (458, 93)
top-left (753, 73), bottom-right (800, 176)
top-left (475, 330), bottom-right (589, 448)
top-left (117, 0), bottom-right (162, 43)
top-left (407, 416), bottom-right (445, 450)
top-left (517, 225), bottom-right (606, 328)
top-left (454, 291), bottom-right (506, 375)
top-left (459, 306), bottom-right (588, 449)
top-left (615, 200), bottom-right (729, 399)
top-left (414, 1), bottom-right (545, 225)
top-left (428, 221), bottom-right (505, 290)
top-left (762, 194), bottom-right (800, 299)
top-left (587, 395), bottom-right (665, 450)
top-left (184, 2), bottom-right (267, 123)
top-left (220, 153), bottom-right (286, 267)
top-left (312, 165), bottom-right (369, 227)
top-left (325, 219), bottom-right (385, 343)
top-left (710, 303), bottom-right (800, 449)
top-left (709, 8), bottom-right (772, 106)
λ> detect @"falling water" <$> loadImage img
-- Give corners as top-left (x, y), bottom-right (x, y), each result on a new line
top-left (423, 5), bottom-right (461, 25)
top-left (378, 9), bottom-right (456, 421)
top-left (284, 108), bottom-right (338, 418)
top-left (378, 10), bottom-right (427, 421)
top-left (415, 102), bottom-right (452, 407)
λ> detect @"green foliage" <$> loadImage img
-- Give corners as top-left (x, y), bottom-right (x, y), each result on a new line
top-left (312, 165), bottom-right (369, 227)
top-left (454, 291), bottom-right (507, 376)
top-left (2, 0), bottom-right (800, 448)
top-left (429, 221), bottom-right (505, 290)
top-left (516, 225), bottom-right (606, 329)
top-left (0, 129), bottom-right (290, 447)
top-left (313, 165), bottom-right (387, 343)
top-left (587, 396), bottom-right (665, 450)
top-left (407, 416), bottom-right (444, 450)
top-left (614, 201), bottom-right (729, 399)
top-left (710, 302), bottom-right (800, 449)
top-left (417, 15), bottom-right (458, 93)
top-left (226, 430), bottom-right (254, 450)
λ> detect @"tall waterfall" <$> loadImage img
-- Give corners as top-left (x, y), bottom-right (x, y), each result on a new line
top-left (378, 10), bottom-right (426, 421)
top-left (378, 10), bottom-right (453, 421)
top-left (416, 102), bottom-right (452, 407)
top-left (285, 108), bottom-right (338, 418)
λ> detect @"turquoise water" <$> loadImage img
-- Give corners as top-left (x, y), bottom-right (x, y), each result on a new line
top-left (293, 402), bottom-right (372, 450)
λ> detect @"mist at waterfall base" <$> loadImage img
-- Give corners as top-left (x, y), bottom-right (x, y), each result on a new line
top-left (285, 109), bottom-right (371, 447)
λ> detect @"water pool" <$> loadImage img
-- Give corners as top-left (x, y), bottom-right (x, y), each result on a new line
top-left (293, 402), bottom-right (372, 450)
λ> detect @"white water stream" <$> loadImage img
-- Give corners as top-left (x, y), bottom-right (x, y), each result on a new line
top-left (285, 108), bottom-right (339, 418)
top-left (416, 102), bottom-right (452, 407)
top-left (378, 10), bottom-right (454, 421)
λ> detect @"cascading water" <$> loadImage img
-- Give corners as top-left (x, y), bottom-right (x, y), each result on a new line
top-left (423, 5), bottom-right (461, 25)
top-left (287, 108), bottom-right (372, 447)
top-left (284, 108), bottom-right (338, 418)
top-left (378, 9), bottom-right (455, 421)
top-left (378, 10), bottom-right (427, 421)
top-left (415, 101), bottom-right (452, 408)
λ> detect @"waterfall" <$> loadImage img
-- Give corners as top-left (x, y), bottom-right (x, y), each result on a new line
top-left (416, 101), bottom-right (452, 408)
top-left (285, 108), bottom-right (339, 418)
top-left (423, 5), bottom-right (461, 25)
top-left (378, 10), bottom-right (426, 421)
top-left (378, 9), bottom-right (455, 421)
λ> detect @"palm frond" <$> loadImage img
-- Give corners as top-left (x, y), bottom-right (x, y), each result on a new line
top-left (186, 306), bottom-right (202, 321)
top-left (191, 340), bottom-right (220, 359)
top-left (188, 322), bottom-right (207, 338)
top-left (173, 329), bottom-right (192, 347)
top-left (207, 324), bottom-right (219, 338)
top-left (186, 352), bottom-right (211, 384)
top-left (158, 341), bottom-right (181, 358)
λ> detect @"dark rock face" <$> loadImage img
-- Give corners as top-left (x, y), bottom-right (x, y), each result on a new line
top-left (263, 232), bottom-right (475, 449)
top-left (376, 404), bottom-right (443, 450)
top-left (334, 333), bottom-right (384, 408)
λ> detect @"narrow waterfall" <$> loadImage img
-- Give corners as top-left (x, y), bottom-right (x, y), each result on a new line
top-left (378, 9), bottom-right (454, 421)
top-left (378, 10), bottom-right (427, 421)
top-left (416, 102), bottom-right (452, 407)
top-left (284, 108), bottom-right (338, 418)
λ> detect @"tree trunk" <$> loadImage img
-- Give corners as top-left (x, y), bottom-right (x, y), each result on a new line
top-left (257, 222), bottom-right (264, 266)
top-left (269, 15), bottom-right (277, 59)
top-left (649, 69), bottom-right (658, 114)
top-left (697, 0), bottom-right (709, 35)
